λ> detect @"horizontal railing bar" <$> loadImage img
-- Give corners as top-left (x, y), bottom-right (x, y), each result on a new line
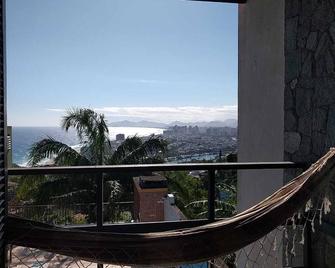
top-left (56, 217), bottom-right (295, 233)
top-left (8, 162), bottom-right (307, 176)
top-left (72, 218), bottom-right (216, 233)
top-left (8, 201), bottom-right (134, 209)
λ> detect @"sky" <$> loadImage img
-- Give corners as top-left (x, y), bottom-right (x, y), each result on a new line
top-left (6, 0), bottom-right (238, 126)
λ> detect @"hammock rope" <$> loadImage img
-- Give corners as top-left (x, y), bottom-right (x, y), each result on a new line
top-left (7, 149), bottom-right (335, 267)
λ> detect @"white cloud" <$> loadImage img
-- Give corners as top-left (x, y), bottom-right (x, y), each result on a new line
top-left (46, 108), bottom-right (66, 112)
top-left (47, 106), bottom-right (237, 123)
top-left (94, 106), bottom-right (237, 122)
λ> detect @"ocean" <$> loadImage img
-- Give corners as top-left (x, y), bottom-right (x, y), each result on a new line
top-left (12, 127), bottom-right (164, 166)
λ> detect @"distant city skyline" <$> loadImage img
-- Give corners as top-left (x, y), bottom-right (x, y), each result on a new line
top-left (46, 105), bottom-right (237, 125)
top-left (6, 0), bottom-right (238, 126)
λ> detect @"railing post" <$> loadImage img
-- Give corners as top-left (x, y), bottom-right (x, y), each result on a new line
top-left (208, 169), bottom-right (215, 222)
top-left (208, 169), bottom-right (216, 268)
top-left (96, 172), bottom-right (103, 268)
top-left (306, 222), bottom-right (312, 267)
top-left (96, 172), bottom-right (103, 229)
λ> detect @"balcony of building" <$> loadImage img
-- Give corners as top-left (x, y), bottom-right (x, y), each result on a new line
top-left (7, 159), bottom-right (318, 268)
top-left (1, 0), bottom-right (335, 267)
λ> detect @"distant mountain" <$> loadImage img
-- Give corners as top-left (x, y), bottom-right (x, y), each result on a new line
top-left (108, 119), bottom-right (237, 128)
top-left (109, 120), bottom-right (169, 128)
top-left (168, 121), bottom-right (185, 126)
top-left (168, 119), bottom-right (237, 128)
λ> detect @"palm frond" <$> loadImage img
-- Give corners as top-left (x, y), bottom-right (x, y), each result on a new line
top-left (61, 108), bottom-right (111, 164)
top-left (114, 135), bottom-right (167, 164)
top-left (167, 173), bottom-right (192, 202)
top-left (32, 174), bottom-right (95, 204)
top-left (105, 180), bottom-right (122, 201)
top-left (107, 136), bottom-right (143, 164)
top-left (186, 199), bottom-right (208, 208)
top-left (15, 175), bottom-right (47, 202)
top-left (186, 199), bottom-right (236, 218)
top-left (61, 108), bottom-right (96, 141)
top-left (54, 150), bottom-right (90, 166)
top-left (28, 137), bottom-right (89, 167)
top-left (51, 189), bottom-right (95, 203)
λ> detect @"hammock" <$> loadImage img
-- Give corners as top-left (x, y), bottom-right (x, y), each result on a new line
top-left (7, 149), bottom-right (335, 266)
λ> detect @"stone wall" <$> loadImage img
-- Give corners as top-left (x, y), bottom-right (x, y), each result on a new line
top-left (285, 0), bottom-right (335, 266)
top-left (0, 0), bottom-right (5, 267)
top-left (285, 0), bottom-right (335, 164)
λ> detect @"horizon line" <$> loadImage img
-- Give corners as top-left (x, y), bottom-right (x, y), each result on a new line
top-left (9, 118), bottom-right (238, 128)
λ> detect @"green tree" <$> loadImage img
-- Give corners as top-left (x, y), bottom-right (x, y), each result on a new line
top-left (166, 155), bottom-right (237, 220)
top-left (28, 108), bottom-right (167, 167)
top-left (17, 108), bottom-right (167, 223)
top-left (166, 171), bottom-right (207, 219)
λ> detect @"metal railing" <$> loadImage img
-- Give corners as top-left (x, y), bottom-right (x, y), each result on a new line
top-left (8, 161), bottom-right (306, 230)
top-left (8, 161), bottom-right (307, 268)
top-left (9, 201), bottom-right (134, 225)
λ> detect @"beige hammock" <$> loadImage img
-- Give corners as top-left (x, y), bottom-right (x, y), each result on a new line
top-left (7, 149), bottom-right (335, 266)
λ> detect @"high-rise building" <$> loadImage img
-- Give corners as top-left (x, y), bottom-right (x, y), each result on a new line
top-left (7, 126), bottom-right (12, 167)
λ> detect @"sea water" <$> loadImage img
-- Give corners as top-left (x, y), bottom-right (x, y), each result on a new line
top-left (12, 127), bottom-right (164, 166)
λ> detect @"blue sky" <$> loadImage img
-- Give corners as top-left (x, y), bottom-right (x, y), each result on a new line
top-left (6, 0), bottom-right (237, 126)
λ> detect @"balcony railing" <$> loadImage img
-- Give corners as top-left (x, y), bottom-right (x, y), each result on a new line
top-left (8, 161), bottom-right (306, 231)
top-left (8, 161), bottom-right (308, 268)
top-left (9, 201), bottom-right (134, 226)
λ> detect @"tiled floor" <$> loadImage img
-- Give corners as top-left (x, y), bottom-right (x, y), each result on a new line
top-left (9, 246), bottom-right (130, 268)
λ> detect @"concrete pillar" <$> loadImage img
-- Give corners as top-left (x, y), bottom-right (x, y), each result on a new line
top-left (238, 0), bottom-right (285, 211)
top-left (238, 1), bottom-right (285, 266)
top-left (238, 0), bottom-right (335, 267)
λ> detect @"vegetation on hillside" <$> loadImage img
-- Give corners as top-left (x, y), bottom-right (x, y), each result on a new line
top-left (166, 153), bottom-right (237, 219)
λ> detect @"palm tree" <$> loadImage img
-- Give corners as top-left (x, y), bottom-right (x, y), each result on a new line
top-left (28, 108), bottom-right (167, 166)
top-left (18, 108), bottom-right (167, 223)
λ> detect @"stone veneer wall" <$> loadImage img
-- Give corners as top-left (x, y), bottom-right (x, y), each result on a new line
top-left (285, 0), bottom-right (335, 266)
top-left (0, 0), bottom-right (5, 267)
